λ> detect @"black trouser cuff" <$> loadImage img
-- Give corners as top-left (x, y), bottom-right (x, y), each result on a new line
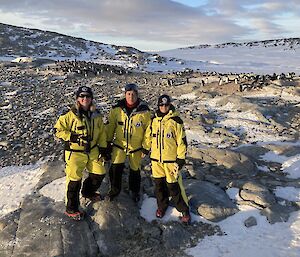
top-left (167, 182), bottom-right (189, 213)
top-left (81, 173), bottom-right (105, 197)
top-left (153, 177), bottom-right (169, 212)
top-left (66, 180), bottom-right (82, 212)
top-left (108, 163), bottom-right (124, 197)
top-left (129, 169), bottom-right (141, 193)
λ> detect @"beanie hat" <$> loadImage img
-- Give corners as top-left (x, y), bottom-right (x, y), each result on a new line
top-left (124, 83), bottom-right (138, 93)
top-left (158, 94), bottom-right (171, 106)
top-left (76, 86), bottom-right (93, 98)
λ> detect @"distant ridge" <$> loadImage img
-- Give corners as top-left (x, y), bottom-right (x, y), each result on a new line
top-left (1, 22), bottom-right (299, 74)
top-left (180, 38), bottom-right (300, 50)
top-left (0, 23), bottom-right (156, 69)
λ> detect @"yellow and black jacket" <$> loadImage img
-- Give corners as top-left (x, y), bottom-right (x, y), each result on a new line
top-left (147, 106), bottom-right (187, 163)
top-left (106, 99), bottom-right (151, 154)
top-left (54, 105), bottom-right (107, 153)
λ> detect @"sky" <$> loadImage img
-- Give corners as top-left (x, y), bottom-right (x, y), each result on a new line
top-left (0, 0), bottom-right (299, 51)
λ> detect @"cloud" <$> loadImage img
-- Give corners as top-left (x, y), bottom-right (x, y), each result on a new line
top-left (0, 0), bottom-right (245, 46)
top-left (203, 0), bottom-right (300, 41)
top-left (0, 0), bottom-right (299, 49)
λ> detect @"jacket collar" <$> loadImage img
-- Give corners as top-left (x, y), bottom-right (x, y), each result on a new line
top-left (155, 105), bottom-right (177, 120)
top-left (118, 98), bottom-right (149, 114)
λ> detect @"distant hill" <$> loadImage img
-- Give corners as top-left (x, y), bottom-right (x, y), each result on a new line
top-left (159, 38), bottom-right (300, 74)
top-left (1, 23), bottom-right (299, 74)
top-left (0, 23), bottom-right (172, 70)
top-left (180, 38), bottom-right (300, 50)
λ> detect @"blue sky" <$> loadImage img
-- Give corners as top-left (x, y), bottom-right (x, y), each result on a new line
top-left (173, 0), bottom-right (207, 7)
top-left (0, 0), bottom-right (299, 51)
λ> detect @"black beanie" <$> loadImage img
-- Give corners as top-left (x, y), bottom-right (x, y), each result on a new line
top-left (125, 83), bottom-right (138, 93)
top-left (76, 86), bottom-right (93, 98)
top-left (158, 94), bottom-right (171, 106)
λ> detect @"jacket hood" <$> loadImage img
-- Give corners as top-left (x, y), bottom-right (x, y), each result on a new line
top-left (70, 103), bottom-right (101, 119)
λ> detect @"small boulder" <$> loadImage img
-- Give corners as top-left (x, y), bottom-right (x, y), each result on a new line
top-left (240, 182), bottom-right (276, 207)
top-left (244, 216), bottom-right (257, 227)
top-left (185, 180), bottom-right (239, 222)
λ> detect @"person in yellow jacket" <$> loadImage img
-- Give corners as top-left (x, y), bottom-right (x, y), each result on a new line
top-left (54, 86), bottom-right (107, 220)
top-left (106, 83), bottom-right (151, 202)
top-left (145, 94), bottom-right (191, 224)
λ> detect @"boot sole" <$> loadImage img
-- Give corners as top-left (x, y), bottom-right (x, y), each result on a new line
top-left (64, 211), bottom-right (85, 221)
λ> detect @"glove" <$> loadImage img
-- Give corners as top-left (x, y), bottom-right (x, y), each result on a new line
top-left (80, 135), bottom-right (90, 141)
top-left (141, 148), bottom-right (150, 158)
top-left (176, 158), bottom-right (185, 170)
top-left (97, 147), bottom-right (109, 161)
top-left (104, 143), bottom-right (113, 161)
top-left (70, 133), bottom-right (79, 143)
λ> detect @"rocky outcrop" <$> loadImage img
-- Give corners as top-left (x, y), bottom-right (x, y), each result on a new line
top-left (185, 180), bottom-right (239, 222)
top-left (188, 147), bottom-right (257, 176)
top-left (240, 182), bottom-right (276, 208)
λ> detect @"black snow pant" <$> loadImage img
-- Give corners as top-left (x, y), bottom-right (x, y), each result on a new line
top-left (66, 174), bottom-right (105, 212)
top-left (153, 177), bottom-right (189, 213)
top-left (81, 173), bottom-right (105, 198)
top-left (108, 163), bottom-right (141, 198)
top-left (66, 180), bottom-right (82, 212)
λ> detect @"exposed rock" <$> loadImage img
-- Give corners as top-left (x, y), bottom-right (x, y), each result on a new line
top-left (188, 147), bottom-right (257, 176)
top-left (260, 203), bottom-right (299, 224)
top-left (7, 193), bottom-right (99, 257)
top-left (240, 182), bottom-right (277, 208)
top-left (35, 160), bottom-right (65, 190)
top-left (0, 210), bottom-right (20, 256)
top-left (244, 216), bottom-right (257, 227)
top-left (85, 192), bottom-right (222, 256)
top-left (162, 222), bottom-right (193, 249)
top-left (0, 222), bottom-right (6, 231)
top-left (1, 53), bottom-right (300, 256)
top-left (184, 180), bottom-right (239, 222)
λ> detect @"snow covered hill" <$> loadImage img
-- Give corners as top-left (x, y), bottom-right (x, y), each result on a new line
top-left (1, 22), bottom-right (300, 74)
top-left (159, 38), bottom-right (300, 74)
top-left (0, 23), bottom-right (171, 70)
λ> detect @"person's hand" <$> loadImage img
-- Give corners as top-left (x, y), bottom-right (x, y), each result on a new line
top-left (141, 148), bottom-right (150, 158)
top-left (98, 147), bottom-right (110, 161)
top-left (176, 158), bottom-right (185, 170)
top-left (98, 145), bottom-right (112, 161)
top-left (70, 133), bottom-right (80, 143)
top-left (79, 135), bottom-right (90, 142)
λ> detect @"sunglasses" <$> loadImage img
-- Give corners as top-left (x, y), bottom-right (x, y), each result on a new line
top-left (78, 94), bottom-right (92, 98)
top-left (159, 104), bottom-right (170, 107)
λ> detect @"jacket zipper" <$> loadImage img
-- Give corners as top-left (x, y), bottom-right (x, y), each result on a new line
top-left (159, 119), bottom-right (162, 162)
top-left (125, 117), bottom-right (130, 153)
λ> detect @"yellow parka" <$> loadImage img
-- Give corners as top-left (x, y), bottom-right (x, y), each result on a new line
top-left (147, 106), bottom-right (187, 163)
top-left (54, 105), bottom-right (107, 153)
top-left (106, 99), bottom-right (151, 154)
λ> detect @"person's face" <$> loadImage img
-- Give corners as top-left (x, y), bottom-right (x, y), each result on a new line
top-left (77, 94), bottom-right (92, 110)
top-left (159, 103), bottom-right (170, 114)
top-left (125, 90), bottom-right (138, 105)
